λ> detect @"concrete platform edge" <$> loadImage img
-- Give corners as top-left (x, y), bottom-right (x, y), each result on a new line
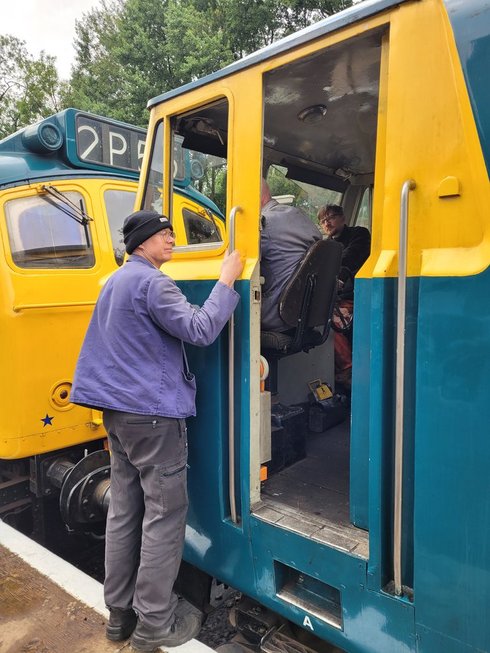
top-left (0, 519), bottom-right (213, 653)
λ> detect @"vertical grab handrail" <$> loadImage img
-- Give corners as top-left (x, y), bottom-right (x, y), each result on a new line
top-left (228, 206), bottom-right (241, 524)
top-left (394, 180), bottom-right (416, 596)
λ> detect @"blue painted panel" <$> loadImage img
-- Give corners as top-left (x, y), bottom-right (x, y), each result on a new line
top-left (0, 109), bottom-right (143, 185)
top-left (342, 588), bottom-right (415, 653)
top-left (177, 279), bottom-right (256, 588)
top-left (444, 0), bottom-right (490, 175)
top-left (350, 279), bottom-right (371, 529)
top-left (401, 278), bottom-right (419, 590)
top-left (363, 278), bottom-right (397, 591)
top-left (417, 623), bottom-right (485, 653)
top-left (414, 271), bottom-right (490, 652)
top-left (353, 276), bottom-right (415, 591)
top-left (178, 269), bottom-right (490, 652)
top-left (250, 518), bottom-right (414, 653)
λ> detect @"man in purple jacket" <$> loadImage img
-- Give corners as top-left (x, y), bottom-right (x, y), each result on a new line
top-left (71, 210), bottom-right (243, 652)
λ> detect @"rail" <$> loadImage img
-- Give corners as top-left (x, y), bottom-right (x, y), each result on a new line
top-left (227, 205), bottom-right (241, 524)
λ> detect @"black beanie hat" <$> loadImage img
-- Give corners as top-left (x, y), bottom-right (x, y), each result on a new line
top-left (123, 210), bottom-right (173, 254)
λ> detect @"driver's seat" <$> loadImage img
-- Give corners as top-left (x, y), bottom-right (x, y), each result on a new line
top-left (261, 238), bottom-right (343, 394)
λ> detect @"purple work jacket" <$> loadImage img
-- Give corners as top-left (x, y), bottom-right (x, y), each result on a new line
top-left (71, 255), bottom-right (239, 418)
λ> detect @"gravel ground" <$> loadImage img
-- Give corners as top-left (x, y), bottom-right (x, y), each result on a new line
top-left (198, 594), bottom-right (239, 648)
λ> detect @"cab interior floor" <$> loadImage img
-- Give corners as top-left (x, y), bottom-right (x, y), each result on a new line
top-left (257, 419), bottom-right (369, 558)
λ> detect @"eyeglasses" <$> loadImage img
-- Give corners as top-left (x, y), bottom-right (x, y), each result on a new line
top-left (320, 215), bottom-right (339, 225)
top-left (159, 230), bottom-right (176, 242)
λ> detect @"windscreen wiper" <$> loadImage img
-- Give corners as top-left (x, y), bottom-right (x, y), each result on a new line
top-left (41, 184), bottom-right (94, 225)
top-left (204, 207), bottom-right (220, 236)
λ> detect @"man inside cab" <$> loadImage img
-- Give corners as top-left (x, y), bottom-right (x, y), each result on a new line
top-left (260, 179), bottom-right (321, 331)
top-left (318, 204), bottom-right (371, 395)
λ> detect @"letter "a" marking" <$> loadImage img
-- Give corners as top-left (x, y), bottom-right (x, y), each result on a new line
top-left (303, 616), bottom-right (314, 631)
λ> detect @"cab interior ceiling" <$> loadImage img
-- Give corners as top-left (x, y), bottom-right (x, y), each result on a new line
top-left (177, 26), bottom-right (384, 190)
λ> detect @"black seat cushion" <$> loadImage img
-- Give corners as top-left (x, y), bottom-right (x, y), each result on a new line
top-left (261, 238), bottom-right (342, 360)
top-left (261, 327), bottom-right (322, 354)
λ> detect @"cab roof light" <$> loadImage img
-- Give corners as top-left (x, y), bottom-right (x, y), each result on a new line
top-left (22, 120), bottom-right (63, 155)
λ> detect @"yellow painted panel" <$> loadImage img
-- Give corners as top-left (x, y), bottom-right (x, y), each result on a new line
top-left (361, 0), bottom-right (490, 278)
top-left (0, 175), bottom-right (240, 458)
top-left (0, 178), bottom-right (126, 458)
top-left (163, 256), bottom-right (256, 282)
top-left (139, 0), bottom-right (490, 286)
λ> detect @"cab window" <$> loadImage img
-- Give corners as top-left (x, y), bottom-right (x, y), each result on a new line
top-left (182, 207), bottom-right (222, 245)
top-left (354, 186), bottom-right (372, 229)
top-left (104, 189), bottom-right (137, 266)
top-left (142, 121), bottom-right (164, 214)
top-left (171, 99), bottom-right (229, 248)
top-left (5, 193), bottom-right (94, 269)
top-left (266, 164), bottom-right (343, 221)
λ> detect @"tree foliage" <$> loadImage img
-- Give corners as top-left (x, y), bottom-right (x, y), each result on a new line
top-left (67, 0), bottom-right (352, 127)
top-left (62, 0), bottom-right (132, 121)
top-left (0, 35), bottom-right (66, 138)
top-left (0, 1), bottom-right (353, 135)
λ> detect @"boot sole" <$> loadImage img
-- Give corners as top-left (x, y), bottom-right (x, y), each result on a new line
top-left (106, 622), bottom-right (137, 641)
top-left (131, 634), bottom-right (174, 651)
top-left (131, 623), bottom-right (201, 650)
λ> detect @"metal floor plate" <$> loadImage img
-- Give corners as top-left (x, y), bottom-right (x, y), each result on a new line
top-left (256, 420), bottom-right (368, 558)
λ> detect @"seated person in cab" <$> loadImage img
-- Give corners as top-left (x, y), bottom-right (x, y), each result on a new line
top-left (260, 179), bottom-right (321, 331)
top-left (318, 204), bottom-right (371, 395)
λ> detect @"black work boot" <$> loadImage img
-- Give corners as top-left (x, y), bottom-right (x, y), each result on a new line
top-left (106, 607), bottom-right (138, 641)
top-left (130, 611), bottom-right (202, 651)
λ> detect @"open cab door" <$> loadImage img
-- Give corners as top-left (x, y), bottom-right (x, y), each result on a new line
top-left (136, 93), bottom-right (260, 584)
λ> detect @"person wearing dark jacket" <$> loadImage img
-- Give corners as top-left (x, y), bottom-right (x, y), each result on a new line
top-left (318, 204), bottom-right (371, 394)
top-left (71, 210), bottom-right (243, 652)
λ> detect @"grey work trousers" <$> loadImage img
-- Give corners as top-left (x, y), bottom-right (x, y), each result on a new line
top-left (103, 409), bottom-right (188, 629)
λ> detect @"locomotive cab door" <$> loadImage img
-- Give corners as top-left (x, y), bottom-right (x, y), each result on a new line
top-left (139, 93), bottom-right (258, 581)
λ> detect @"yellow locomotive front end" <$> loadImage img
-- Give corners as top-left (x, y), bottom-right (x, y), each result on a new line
top-left (0, 178), bottom-right (132, 460)
top-left (0, 109), bottom-right (226, 533)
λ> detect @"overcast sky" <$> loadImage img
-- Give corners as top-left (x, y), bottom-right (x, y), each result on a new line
top-left (4, 0), bottom-right (367, 80)
top-left (2, 0), bottom-right (103, 80)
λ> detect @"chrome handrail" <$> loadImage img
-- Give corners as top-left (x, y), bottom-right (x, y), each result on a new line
top-left (394, 179), bottom-right (416, 596)
top-left (228, 206), bottom-right (241, 524)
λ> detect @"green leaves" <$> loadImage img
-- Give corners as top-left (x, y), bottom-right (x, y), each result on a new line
top-left (165, 0), bottom-right (234, 84)
top-left (1, 0), bottom-right (353, 136)
top-left (67, 0), bottom-right (352, 127)
top-left (0, 35), bottom-right (63, 138)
